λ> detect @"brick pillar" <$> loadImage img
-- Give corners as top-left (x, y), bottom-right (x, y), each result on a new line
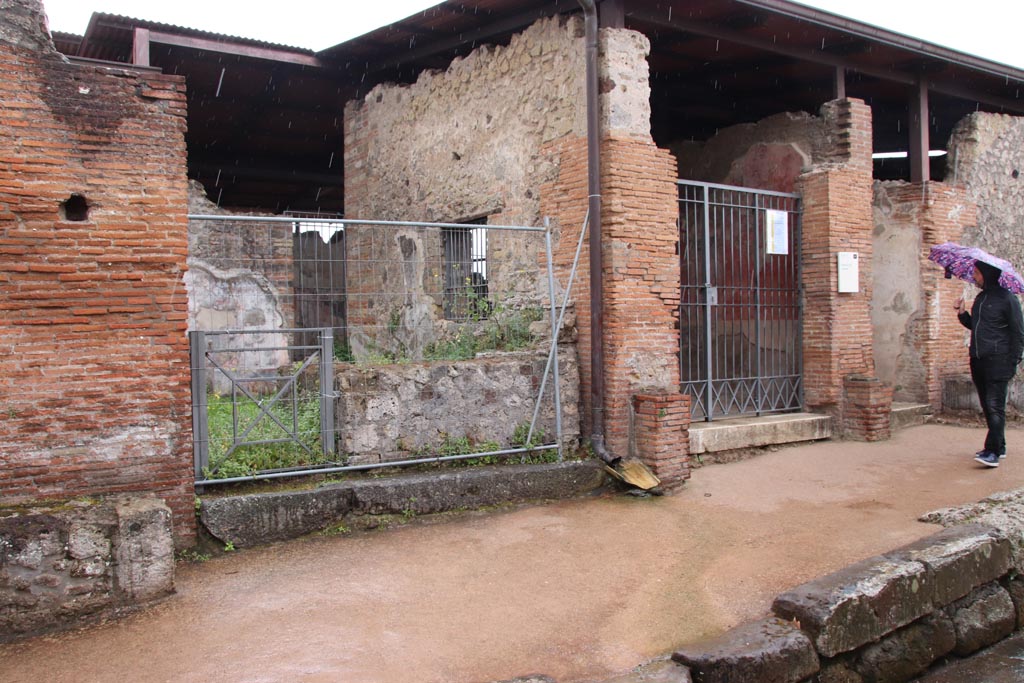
top-left (843, 375), bottom-right (894, 441)
top-left (0, 12), bottom-right (194, 544)
top-left (542, 134), bottom-right (684, 459)
top-left (884, 182), bottom-right (973, 409)
top-left (800, 99), bottom-right (892, 434)
top-left (632, 393), bottom-right (691, 486)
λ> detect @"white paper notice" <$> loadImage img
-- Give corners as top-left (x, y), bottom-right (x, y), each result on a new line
top-left (838, 252), bottom-right (859, 293)
top-left (765, 209), bottom-right (789, 255)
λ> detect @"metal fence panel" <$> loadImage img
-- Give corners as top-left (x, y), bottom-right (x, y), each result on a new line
top-left (678, 182), bottom-right (802, 421)
top-left (187, 215), bottom-right (569, 485)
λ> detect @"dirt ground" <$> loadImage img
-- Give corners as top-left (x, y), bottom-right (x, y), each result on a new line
top-left (4, 422), bottom-right (1024, 683)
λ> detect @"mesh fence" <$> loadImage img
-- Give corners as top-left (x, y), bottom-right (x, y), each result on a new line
top-left (187, 215), bottom-right (576, 484)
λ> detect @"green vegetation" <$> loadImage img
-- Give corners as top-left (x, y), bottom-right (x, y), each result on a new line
top-left (405, 423), bottom-right (560, 468)
top-left (424, 304), bottom-right (542, 361)
top-left (319, 521), bottom-right (351, 536)
top-left (175, 548), bottom-right (211, 563)
top-left (203, 391), bottom-right (325, 480)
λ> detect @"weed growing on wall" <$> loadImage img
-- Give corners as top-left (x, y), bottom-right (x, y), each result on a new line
top-left (408, 425), bottom-right (560, 467)
top-left (424, 303), bottom-right (542, 361)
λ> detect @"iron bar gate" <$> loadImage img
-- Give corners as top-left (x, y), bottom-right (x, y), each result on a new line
top-left (678, 181), bottom-right (803, 421)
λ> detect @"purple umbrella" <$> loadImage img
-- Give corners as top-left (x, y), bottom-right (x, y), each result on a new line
top-left (927, 242), bottom-right (1024, 295)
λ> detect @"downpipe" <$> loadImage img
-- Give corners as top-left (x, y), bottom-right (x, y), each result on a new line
top-left (577, 0), bottom-right (616, 465)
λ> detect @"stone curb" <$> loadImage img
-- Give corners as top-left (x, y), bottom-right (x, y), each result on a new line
top-left (200, 460), bottom-right (609, 547)
top-left (596, 524), bottom-right (1016, 683)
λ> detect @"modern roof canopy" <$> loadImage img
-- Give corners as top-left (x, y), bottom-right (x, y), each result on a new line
top-left (52, 0), bottom-right (1024, 212)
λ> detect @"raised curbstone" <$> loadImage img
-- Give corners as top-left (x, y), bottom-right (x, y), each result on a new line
top-left (672, 617), bottom-right (819, 683)
top-left (201, 486), bottom-right (357, 547)
top-left (884, 524), bottom-right (1011, 608)
top-left (816, 657), bottom-right (864, 683)
top-left (112, 497), bottom-right (175, 603)
top-left (601, 659), bottom-right (692, 683)
top-left (1002, 574), bottom-right (1024, 629)
top-left (772, 555), bottom-right (930, 657)
top-left (948, 582), bottom-right (1016, 656)
top-left (201, 461), bottom-right (608, 547)
top-left (853, 613), bottom-right (955, 683)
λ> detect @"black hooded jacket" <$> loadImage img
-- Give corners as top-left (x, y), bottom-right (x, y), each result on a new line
top-left (958, 261), bottom-right (1024, 362)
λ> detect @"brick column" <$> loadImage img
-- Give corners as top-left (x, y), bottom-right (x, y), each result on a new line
top-left (800, 99), bottom-right (892, 433)
top-left (0, 30), bottom-right (194, 543)
top-left (884, 182), bottom-right (973, 409)
top-left (632, 393), bottom-right (691, 486)
top-left (843, 375), bottom-right (894, 441)
top-left (542, 136), bottom-right (685, 460)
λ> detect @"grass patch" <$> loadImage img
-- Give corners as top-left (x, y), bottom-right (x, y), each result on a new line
top-left (203, 391), bottom-right (326, 480)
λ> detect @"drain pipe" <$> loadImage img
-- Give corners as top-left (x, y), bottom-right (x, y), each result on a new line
top-left (577, 0), bottom-right (614, 465)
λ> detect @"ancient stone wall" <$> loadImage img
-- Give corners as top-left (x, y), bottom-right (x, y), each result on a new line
top-left (672, 110), bottom-right (833, 192)
top-left (947, 113), bottom-right (1024, 266)
top-left (868, 110), bottom-right (1024, 411)
top-left (0, 0), bottom-right (194, 542)
top-left (343, 15), bottom-right (586, 356)
top-left (336, 347), bottom-right (579, 464)
top-left (185, 184), bottom-right (296, 390)
top-left (1, 497), bottom-right (174, 642)
top-left (871, 182), bottom-right (972, 406)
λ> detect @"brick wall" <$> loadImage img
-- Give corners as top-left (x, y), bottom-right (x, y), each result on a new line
top-left (0, 12), bottom-right (194, 543)
top-left (799, 99), bottom-right (890, 434)
top-left (541, 133), bottom-right (689, 476)
top-left (873, 182), bottom-right (971, 408)
top-left (602, 137), bottom-right (684, 456)
top-left (842, 375), bottom-right (893, 441)
top-left (632, 393), bottom-right (690, 485)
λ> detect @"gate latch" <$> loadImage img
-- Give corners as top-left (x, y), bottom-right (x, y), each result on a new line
top-left (705, 286), bottom-right (718, 306)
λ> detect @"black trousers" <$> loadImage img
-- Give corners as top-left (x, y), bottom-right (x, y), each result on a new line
top-left (970, 354), bottom-right (1017, 455)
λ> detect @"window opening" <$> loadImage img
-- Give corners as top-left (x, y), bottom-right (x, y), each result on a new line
top-left (443, 217), bottom-right (489, 320)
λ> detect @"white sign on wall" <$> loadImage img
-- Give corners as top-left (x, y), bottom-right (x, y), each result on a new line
top-left (765, 209), bottom-right (789, 255)
top-left (838, 252), bottom-right (859, 293)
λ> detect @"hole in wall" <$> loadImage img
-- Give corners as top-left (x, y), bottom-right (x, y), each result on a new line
top-left (61, 194), bottom-right (89, 221)
top-left (1013, 169), bottom-right (1020, 179)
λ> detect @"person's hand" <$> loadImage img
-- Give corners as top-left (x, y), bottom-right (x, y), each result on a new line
top-left (955, 297), bottom-right (965, 314)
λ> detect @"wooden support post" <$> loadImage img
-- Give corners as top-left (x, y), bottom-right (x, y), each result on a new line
top-left (910, 79), bottom-right (930, 183)
top-left (834, 66), bottom-right (846, 100)
top-left (133, 27), bottom-right (150, 67)
top-left (600, 0), bottom-right (625, 28)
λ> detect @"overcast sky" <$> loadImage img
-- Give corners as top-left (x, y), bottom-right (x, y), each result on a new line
top-left (39, 0), bottom-right (1024, 70)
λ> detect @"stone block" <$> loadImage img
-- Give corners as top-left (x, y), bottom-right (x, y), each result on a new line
top-left (201, 486), bottom-right (358, 547)
top-left (68, 523), bottom-right (112, 560)
top-left (948, 582), bottom-right (1016, 656)
top-left (601, 659), bottom-right (693, 683)
top-left (884, 524), bottom-right (1011, 607)
top-left (853, 613), bottom-right (955, 683)
top-left (1002, 574), bottom-right (1024, 628)
top-left (772, 555), bottom-right (930, 657)
top-left (201, 461), bottom-right (608, 547)
top-left (113, 497), bottom-right (174, 602)
top-left (815, 658), bottom-right (864, 683)
top-left (672, 617), bottom-right (819, 683)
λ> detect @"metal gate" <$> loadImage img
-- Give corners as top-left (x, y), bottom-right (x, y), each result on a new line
top-left (678, 181), bottom-right (802, 421)
top-left (190, 328), bottom-right (337, 481)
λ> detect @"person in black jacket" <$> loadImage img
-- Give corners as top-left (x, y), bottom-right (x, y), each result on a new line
top-left (956, 260), bottom-right (1024, 467)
